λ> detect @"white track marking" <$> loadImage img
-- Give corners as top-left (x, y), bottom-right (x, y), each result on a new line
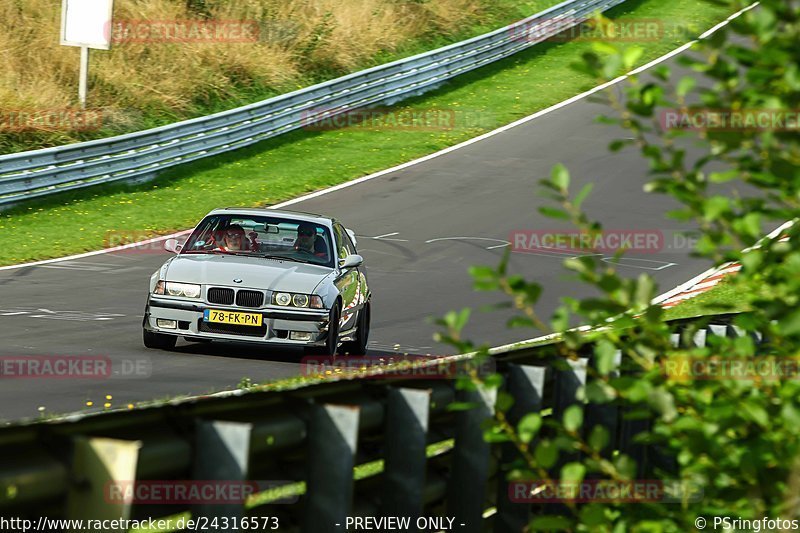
top-left (425, 237), bottom-right (511, 250)
top-left (601, 257), bottom-right (677, 271)
top-left (0, 3), bottom-right (758, 274)
top-left (358, 232), bottom-right (409, 242)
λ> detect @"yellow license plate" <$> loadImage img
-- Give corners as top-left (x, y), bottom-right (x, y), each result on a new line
top-left (203, 309), bottom-right (263, 326)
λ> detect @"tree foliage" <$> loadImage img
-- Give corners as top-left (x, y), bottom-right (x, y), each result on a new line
top-left (438, 0), bottom-right (800, 529)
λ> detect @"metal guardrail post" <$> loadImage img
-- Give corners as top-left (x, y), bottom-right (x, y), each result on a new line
top-left (446, 384), bottom-right (497, 533)
top-left (553, 358), bottom-right (588, 420)
top-left (495, 364), bottom-right (546, 533)
top-left (585, 350), bottom-right (621, 460)
top-left (553, 358), bottom-right (588, 468)
top-left (303, 404), bottom-right (360, 533)
top-left (381, 387), bottom-right (431, 519)
top-left (65, 437), bottom-right (142, 533)
top-left (193, 420), bottom-right (253, 520)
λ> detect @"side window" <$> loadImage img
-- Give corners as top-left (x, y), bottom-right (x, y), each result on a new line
top-left (334, 224), bottom-right (348, 260)
top-left (334, 223), bottom-right (357, 260)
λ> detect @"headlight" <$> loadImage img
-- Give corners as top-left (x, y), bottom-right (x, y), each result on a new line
top-left (272, 293), bottom-right (324, 309)
top-left (156, 282), bottom-right (201, 299)
top-left (275, 292), bottom-right (292, 306)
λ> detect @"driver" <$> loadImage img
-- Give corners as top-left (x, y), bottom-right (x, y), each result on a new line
top-left (222, 224), bottom-right (248, 251)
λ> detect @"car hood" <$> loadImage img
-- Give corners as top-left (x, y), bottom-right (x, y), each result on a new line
top-left (165, 254), bottom-right (333, 293)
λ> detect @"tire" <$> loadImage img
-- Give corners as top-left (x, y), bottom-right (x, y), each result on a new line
top-left (143, 329), bottom-right (177, 350)
top-left (341, 301), bottom-right (370, 356)
top-left (321, 305), bottom-right (341, 357)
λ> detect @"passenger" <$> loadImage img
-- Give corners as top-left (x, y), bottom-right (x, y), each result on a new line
top-left (294, 223), bottom-right (317, 253)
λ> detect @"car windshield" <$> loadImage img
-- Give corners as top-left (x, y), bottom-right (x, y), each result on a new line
top-left (181, 214), bottom-right (335, 268)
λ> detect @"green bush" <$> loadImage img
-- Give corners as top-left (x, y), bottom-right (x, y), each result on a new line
top-left (438, 1), bottom-right (800, 529)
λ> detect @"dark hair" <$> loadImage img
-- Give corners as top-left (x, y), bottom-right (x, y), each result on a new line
top-left (226, 224), bottom-right (245, 236)
top-left (297, 223), bottom-right (315, 236)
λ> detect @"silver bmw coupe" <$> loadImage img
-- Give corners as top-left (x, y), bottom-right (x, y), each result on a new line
top-left (143, 207), bottom-right (370, 355)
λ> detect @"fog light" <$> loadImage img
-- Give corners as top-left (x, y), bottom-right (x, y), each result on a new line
top-left (157, 319), bottom-right (177, 329)
top-left (290, 331), bottom-right (313, 341)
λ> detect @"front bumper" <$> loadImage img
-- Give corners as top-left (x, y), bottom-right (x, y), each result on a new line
top-left (144, 296), bottom-right (330, 346)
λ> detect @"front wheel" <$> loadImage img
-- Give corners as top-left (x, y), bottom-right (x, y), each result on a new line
top-left (143, 329), bottom-right (177, 350)
top-left (340, 301), bottom-right (370, 356)
top-left (321, 305), bottom-right (340, 357)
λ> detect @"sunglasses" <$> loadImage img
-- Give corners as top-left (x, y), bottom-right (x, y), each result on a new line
top-left (298, 229), bottom-right (314, 236)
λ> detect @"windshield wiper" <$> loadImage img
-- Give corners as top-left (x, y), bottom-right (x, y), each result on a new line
top-left (255, 254), bottom-right (314, 264)
top-left (182, 249), bottom-right (228, 255)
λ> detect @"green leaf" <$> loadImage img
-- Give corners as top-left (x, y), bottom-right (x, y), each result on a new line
top-left (534, 440), bottom-right (559, 468)
top-left (709, 169), bottom-right (739, 183)
top-left (538, 206), bottom-right (570, 220)
top-left (594, 339), bottom-right (619, 376)
top-left (588, 425), bottom-right (610, 452)
top-left (573, 183), bottom-right (594, 209)
top-left (740, 401), bottom-right (770, 429)
top-left (563, 405), bottom-right (584, 432)
top-left (560, 462), bottom-right (586, 484)
top-left (551, 163), bottom-right (570, 191)
top-left (518, 413), bottom-right (542, 443)
top-left (468, 265), bottom-right (496, 279)
top-left (634, 274), bottom-right (656, 309)
top-left (496, 391), bottom-right (514, 413)
top-left (529, 515), bottom-right (574, 531)
top-left (591, 41), bottom-right (619, 56)
top-left (676, 76), bottom-right (696, 97)
top-left (702, 196), bottom-right (730, 221)
top-left (613, 454), bottom-right (637, 478)
top-left (622, 46), bottom-right (644, 70)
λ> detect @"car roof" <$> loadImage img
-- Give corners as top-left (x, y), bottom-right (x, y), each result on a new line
top-left (207, 207), bottom-right (333, 224)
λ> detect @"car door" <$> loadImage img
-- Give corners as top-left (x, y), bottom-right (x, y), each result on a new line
top-left (333, 223), bottom-right (361, 329)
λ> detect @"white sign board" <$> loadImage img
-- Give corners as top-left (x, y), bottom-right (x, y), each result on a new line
top-left (61, 0), bottom-right (114, 50)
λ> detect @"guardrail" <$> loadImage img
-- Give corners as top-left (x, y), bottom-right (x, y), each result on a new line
top-left (0, 0), bottom-right (628, 208)
top-left (0, 315), bottom-right (754, 532)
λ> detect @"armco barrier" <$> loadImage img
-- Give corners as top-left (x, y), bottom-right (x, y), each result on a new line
top-left (0, 315), bottom-right (754, 532)
top-left (0, 0), bottom-right (628, 207)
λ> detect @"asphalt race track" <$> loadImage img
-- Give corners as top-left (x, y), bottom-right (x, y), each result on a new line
top-left (0, 58), bottom-right (713, 421)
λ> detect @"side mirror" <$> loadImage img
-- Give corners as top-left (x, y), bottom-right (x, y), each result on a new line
top-left (339, 254), bottom-right (363, 269)
top-left (164, 238), bottom-right (182, 254)
top-left (346, 228), bottom-right (358, 247)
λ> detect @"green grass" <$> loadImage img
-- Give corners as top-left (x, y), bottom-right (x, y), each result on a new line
top-left (662, 277), bottom-right (752, 321)
top-left (0, 0), bottom-right (730, 267)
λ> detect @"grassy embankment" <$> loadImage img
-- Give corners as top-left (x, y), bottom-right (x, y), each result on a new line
top-left (0, 0), bottom-right (730, 271)
top-left (0, 0), bottom-right (554, 152)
